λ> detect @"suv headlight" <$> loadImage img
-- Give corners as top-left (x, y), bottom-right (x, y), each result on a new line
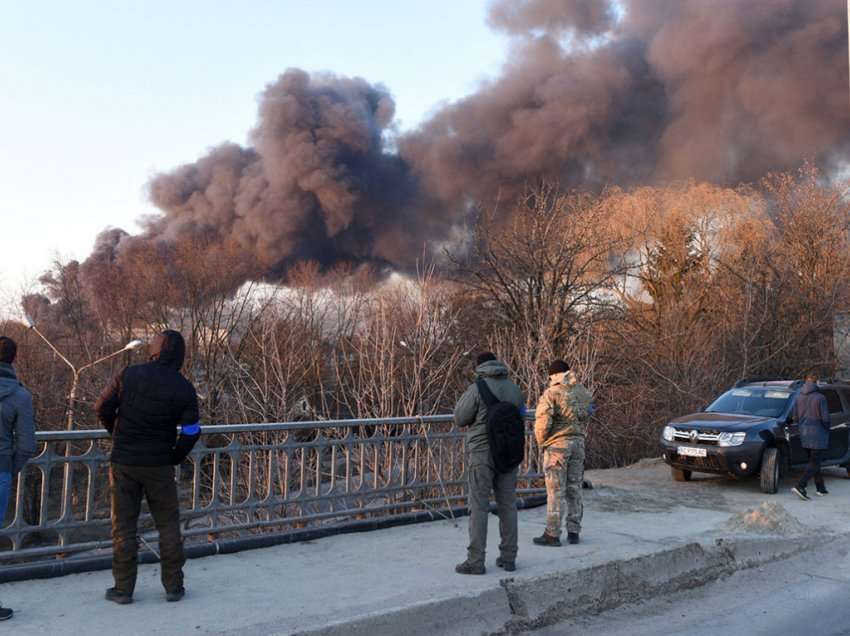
top-left (717, 432), bottom-right (746, 447)
top-left (662, 425), bottom-right (675, 442)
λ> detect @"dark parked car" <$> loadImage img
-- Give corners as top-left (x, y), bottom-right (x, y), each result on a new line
top-left (660, 378), bottom-right (850, 493)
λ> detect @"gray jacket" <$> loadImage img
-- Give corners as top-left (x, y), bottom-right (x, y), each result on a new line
top-left (0, 362), bottom-right (37, 474)
top-left (454, 360), bottom-right (525, 453)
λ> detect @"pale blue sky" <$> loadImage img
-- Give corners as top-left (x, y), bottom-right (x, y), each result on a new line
top-left (0, 0), bottom-right (508, 293)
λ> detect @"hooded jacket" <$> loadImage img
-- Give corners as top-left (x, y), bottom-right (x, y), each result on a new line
top-left (95, 331), bottom-right (201, 466)
top-left (534, 370), bottom-right (594, 450)
top-left (453, 360), bottom-right (525, 453)
top-left (0, 363), bottom-right (37, 474)
top-left (795, 382), bottom-right (830, 450)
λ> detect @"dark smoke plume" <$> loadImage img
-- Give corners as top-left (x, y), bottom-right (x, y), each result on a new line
top-left (85, 0), bottom-right (850, 286)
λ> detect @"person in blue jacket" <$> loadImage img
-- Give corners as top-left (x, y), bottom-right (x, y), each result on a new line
top-left (791, 372), bottom-right (830, 501)
top-left (0, 336), bottom-right (37, 621)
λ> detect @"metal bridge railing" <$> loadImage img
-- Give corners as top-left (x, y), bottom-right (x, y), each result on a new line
top-left (0, 415), bottom-right (544, 563)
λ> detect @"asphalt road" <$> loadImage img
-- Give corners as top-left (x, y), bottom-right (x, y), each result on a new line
top-left (533, 536), bottom-right (850, 636)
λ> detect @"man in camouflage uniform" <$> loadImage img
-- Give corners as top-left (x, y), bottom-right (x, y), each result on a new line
top-left (533, 360), bottom-right (594, 546)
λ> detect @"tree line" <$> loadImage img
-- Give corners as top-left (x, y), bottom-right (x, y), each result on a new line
top-left (3, 165), bottom-right (847, 469)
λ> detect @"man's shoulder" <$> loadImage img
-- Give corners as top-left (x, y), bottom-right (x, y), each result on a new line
top-left (13, 382), bottom-right (32, 403)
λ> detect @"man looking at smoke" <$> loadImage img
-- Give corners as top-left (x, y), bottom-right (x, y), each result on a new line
top-left (0, 336), bottom-right (37, 621)
top-left (533, 360), bottom-right (594, 546)
top-left (96, 330), bottom-right (201, 604)
top-left (453, 352), bottom-right (525, 574)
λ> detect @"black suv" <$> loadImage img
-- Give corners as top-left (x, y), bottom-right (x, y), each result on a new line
top-left (659, 379), bottom-right (850, 493)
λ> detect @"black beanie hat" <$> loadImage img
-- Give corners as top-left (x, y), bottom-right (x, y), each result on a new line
top-left (0, 337), bottom-right (17, 364)
top-left (476, 351), bottom-right (497, 366)
top-left (548, 359), bottom-right (569, 375)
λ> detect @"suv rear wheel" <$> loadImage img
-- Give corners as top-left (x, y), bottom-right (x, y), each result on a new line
top-left (671, 467), bottom-right (692, 482)
top-left (760, 447), bottom-right (780, 494)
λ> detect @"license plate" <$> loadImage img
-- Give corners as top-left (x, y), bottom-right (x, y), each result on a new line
top-left (677, 446), bottom-right (707, 458)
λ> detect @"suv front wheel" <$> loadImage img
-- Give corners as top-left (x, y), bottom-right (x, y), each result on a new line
top-left (671, 467), bottom-right (692, 482)
top-left (760, 447), bottom-right (780, 494)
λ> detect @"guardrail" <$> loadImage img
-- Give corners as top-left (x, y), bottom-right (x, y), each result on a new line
top-left (0, 415), bottom-right (544, 564)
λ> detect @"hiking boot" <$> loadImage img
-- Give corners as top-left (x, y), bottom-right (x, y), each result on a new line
top-left (816, 488), bottom-right (829, 497)
top-left (454, 560), bottom-right (486, 575)
top-left (495, 557), bottom-right (516, 572)
top-left (791, 486), bottom-right (810, 501)
top-left (567, 532), bottom-right (580, 545)
top-left (104, 588), bottom-right (133, 605)
top-left (166, 587), bottom-right (185, 602)
top-left (0, 607), bottom-right (13, 621)
top-left (533, 532), bottom-right (561, 547)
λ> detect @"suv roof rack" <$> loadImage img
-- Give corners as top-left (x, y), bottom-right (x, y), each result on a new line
top-left (733, 376), bottom-right (796, 388)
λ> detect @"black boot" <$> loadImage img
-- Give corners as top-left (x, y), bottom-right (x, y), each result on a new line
top-left (568, 532), bottom-right (580, 544)
top-left (533, 532), bottom-right (562, 547)
top-left (105, 588), bottom-right (133, 605)
top-left (0, 606), bottom-right (13, 621)
top-left (166, 587), bottom-right (186, 602)
top-left (455, 560), bottom-right (486, 575)
top-left (496, 557), bottom-right (516, 572)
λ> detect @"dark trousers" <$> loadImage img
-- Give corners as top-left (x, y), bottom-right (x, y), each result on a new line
top-left (110, 463), bottom-right (185, 594)
top-left (797, 449), bottom-right (825, 492)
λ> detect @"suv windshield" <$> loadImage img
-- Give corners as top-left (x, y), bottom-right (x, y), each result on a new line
top-left (705, 387), bottom-right (792, 418)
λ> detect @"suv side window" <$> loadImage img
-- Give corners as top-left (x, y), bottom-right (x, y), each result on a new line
top-left (839, 390), bottom-right (850, 413)
top-left (822, 389), bottom-right (843, 414)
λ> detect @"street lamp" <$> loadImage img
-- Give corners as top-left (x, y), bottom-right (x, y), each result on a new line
top-left (23, 314), bottom-right (144, 430)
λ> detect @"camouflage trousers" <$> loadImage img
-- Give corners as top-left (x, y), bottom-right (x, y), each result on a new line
top-left (543, 439), bottom-right (585, 537)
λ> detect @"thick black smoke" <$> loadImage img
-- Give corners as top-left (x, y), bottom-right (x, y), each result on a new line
top-left (87, 0), bottom-right (850, 284)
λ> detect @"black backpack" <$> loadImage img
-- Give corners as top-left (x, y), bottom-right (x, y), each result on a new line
top-left (476, 379), bottom-right (525, 473)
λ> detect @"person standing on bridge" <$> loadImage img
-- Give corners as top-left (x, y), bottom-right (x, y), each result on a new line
top-left (0, 336), bottom-right (37, 621)
top-left (791, 372), bottom-right (830, 501)
top-left (533, 360), bottom-right (594, 546)
top-left (453, 352), bottom-right (525, 575)
top-left (96, 330), bottom-right (201, 605)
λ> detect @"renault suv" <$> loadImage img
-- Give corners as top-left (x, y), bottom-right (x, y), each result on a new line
top-left (659, 379), bottom-right (850, 493)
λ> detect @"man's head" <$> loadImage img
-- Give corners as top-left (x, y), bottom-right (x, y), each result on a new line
top-left (475, 351), bottom-right (497, 367)
top-left (0, 336), bottom-right (17, 365)
top-left (548, 359), bottom-right (570, 376)
top-left (149, 330), bottom-right (186, 371)
top-left (804, 371), bottom-right (819, 383)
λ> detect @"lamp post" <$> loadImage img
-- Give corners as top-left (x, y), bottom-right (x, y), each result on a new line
top-left (22, 315), bottom-right (145, 543)
top-left (22, 314), bottom-right (144, 430)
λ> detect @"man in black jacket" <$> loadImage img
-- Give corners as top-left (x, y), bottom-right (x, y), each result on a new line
top-left (96, 330), bottom-right (201, 604)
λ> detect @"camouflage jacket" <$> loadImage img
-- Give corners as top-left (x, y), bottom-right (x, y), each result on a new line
top-left (534, 371), bottom-right (593, 450)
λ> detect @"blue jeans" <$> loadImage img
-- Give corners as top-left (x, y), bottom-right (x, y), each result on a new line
top-left (0, 472), bottom-right (11, 525)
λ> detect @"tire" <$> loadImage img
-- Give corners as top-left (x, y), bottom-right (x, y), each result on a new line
top-left (672, 467), bottom-right (692, 482)
top-left (760, 447), bottom-right (780, 494)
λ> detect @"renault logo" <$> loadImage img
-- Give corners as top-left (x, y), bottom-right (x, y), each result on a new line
top-left (689, 430), bottom-right (699, 444)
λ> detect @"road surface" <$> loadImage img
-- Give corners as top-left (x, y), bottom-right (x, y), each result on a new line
top-left (533, 535), bottom-right (850, 636)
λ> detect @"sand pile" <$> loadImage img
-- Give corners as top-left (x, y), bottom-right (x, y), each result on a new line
top-left (724, 501), bottom-right (807, 536)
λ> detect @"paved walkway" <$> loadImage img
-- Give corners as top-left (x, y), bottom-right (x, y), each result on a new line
top-left (4, 460), bottom-right (848, 635)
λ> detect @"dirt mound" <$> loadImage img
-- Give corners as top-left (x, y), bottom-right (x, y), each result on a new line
top-left (724, 501), bottom-right (807, 536)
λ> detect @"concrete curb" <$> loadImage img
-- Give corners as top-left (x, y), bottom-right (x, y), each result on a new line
top-left (294, 534), bottom-right (822, 636)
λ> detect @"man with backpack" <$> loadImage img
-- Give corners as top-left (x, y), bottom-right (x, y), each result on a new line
top-left (453, 352), bottom-right (525, 575)
top-left (95, 330), bottom-right (201, 604)
top-left (533, 360), bottom-right (593, 546)
top-left (0, 336), bottom-right (37, 621)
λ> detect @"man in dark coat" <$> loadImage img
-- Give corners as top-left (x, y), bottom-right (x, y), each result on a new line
top-left (791, 372), bottom-right (830, 501)
top-left (95, 330), bottom-right (201, 604)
